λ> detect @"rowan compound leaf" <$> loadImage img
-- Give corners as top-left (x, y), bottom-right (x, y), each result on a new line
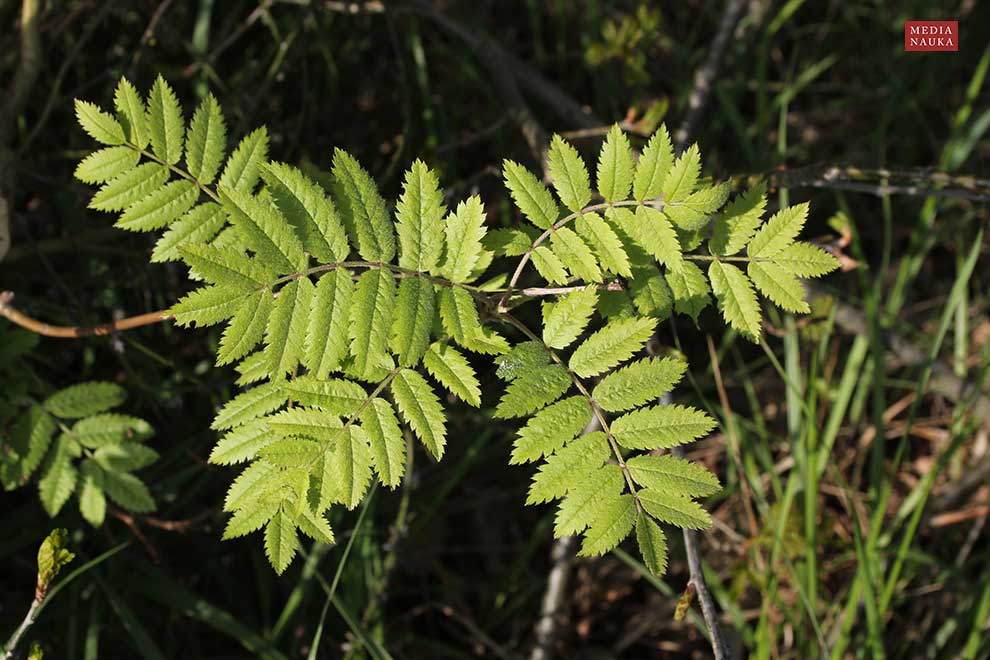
top-left (748, 261), bottom-right (810, 313)
top-left (593, 356), bottom-right (688, 412)
top-left (626, 454), bottom-right (721, 498)
top-left (349, 268), bottom-right (397, 380)
top-left (392, 276), bottom-right (435, 367)
top-left (708, 261), bottom-right (762, 340)
top-left (639, 489), bottom-right (712, 530)
top-left (550, 227), bottom-right (601, 283)
top-left (113, 77), bottom-right (149, 148)
top-left (748, 202), bottom-right (809, 258)
top-left (332, 149), bottom-right (396, 262)
top-left (574, 212), bottom-right (631, 277)
top-left (360, 398), bottom-right (406, 487)
top-left (569, 316), bottom-right (656, 378)
top-left (579, 493), bottom-right (636, 556)
top-left (660, 143), bottom-right (700, 203)
top-left (503, 160), bottom-right (559, 229)
top-left (390, 369), bottom-right (447, 459)
top-left (443, 196), bottom-right (488, 282)
top-left (510, 395), bottom-right (589, 464)
top-left (494, 365), bottom-right (571, 419)
top-left (265, 508), bottom-right (299, 574)
top-left (74, 146), bottom-right (140, 184)
top-left (423, 342), bottom-right (481, 407)
top-left (542, 286), bottom-right (597, 349)
top-left (220, 127), bottom-right (269, 193)
top-left (596, 124), bottom-right (633, 203)
top-left (75, 100), bottom-right (126, 146)
top-left (297, 274), bottom-right (348, 379)
top-left (709, 182), bottom-right (767, 256)
top-left (771, 242), bottom-right (840, 278)
top-left (264, 162), bottom-right (349, 262)
top-left (633, 124), bottom-right (673, 200)
top-left (44, 382), bottom-right (125, 419)
top-left (185, 94), bottom-right (227, 185)
top-left (636, 512), bottom-right (668, 575)
top-left (396, 160), bottom-right (445, 273)
top-left (611, 404), bottom-right (716, 450)
top-left (548, 134), bottom-right (591, 212)
top-left (148, 75), bottom-right (185, 165)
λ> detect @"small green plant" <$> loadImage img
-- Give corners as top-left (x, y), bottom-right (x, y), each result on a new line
top-left (1, 381), bottom-right (158, 526)
top-left (66, 76), bottom-right (837, 574)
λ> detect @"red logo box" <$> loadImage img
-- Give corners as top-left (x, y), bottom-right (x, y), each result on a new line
top-left (905, 21), bottom-right (958, 51)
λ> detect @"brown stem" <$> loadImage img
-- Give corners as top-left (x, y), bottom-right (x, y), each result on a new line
top-left (0, 292), bottom-right (169, 338)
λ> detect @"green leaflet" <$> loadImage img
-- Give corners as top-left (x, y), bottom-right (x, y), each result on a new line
top-left (579, 493), bottom-right (636, 556)
top-left (224, 498), bottom-right (279, 539)
top-left (265, 407), bottom-right (344, 442)
top-left (332, 149), bottom-right (396, 262)
top-left (280, 378), bottom-right (366, 417)
top-left (211, 382), bottom-right (288, 430)
top-left (265, 508), bottom-right (300, 574)
top-left (708, 261), bottom-right (762, 340)
top-left (638, 489), bottom-right (711, 530)
top-left (78, 461), bottom-right (107, 526)
top-left (423, 342), bottom-right (481, 407)
top-left (90, 162), bottom-right (169, 211)
top-left (148, 75), bottom-right (185, 165)
top-left (549, 227), bottom-right (601, 283)
top-left (665, 182), bottom-right (731, 230)
top-left (496, 341), bottom-right (550, 380)
top-left (633, 124), bottom-right (673, 201)
top-left (74, 146), bottom-right (140, 184)
top-left (593, 356), bottom-right (688, 412)
top-left (264, 162), bottom-right (349, 262)
top-left (709, 182), bottom-right (767, 256)
top-left (44, 382), bottom-right (125, 419)
top-left (390, 369), bottom-right (446, 459)
top-left (93, 444), bottom-right (158, 473)
top-left (39, 436), bottom-right (78, 516)
top-left (224, 461), bottom-right (277, 512)
top-left (169, 285), bottom-right (248, 327)
top-left (635, 512), bottom-right (668, 575)
top-left (626, 454), bottom-right (721, 498)
top-left (219, 185), bottom-right (307, 273)
top-left (259, 438), bottom-right (321, 468)
top-left (494, 364), bottom-right (571, 419)
top-left (541, 286), bottom-right (597, 349)
top-left (152, 202), bottom-right (227, 263)
top-left (569, 316), bottom-right (656, 378)
top-left (771, 242), bottom-right (840, 278)
top-left (69, 414), bottom-right (153, 448)
top-left (630, 205), bottom-right (683, 272)
top-left (530, 245), bottom-right (570, 285)
top-left (185, 94), bottom-right (227, 185)
top-left (596, 124), bottom-right (633, 203)
top-left (438, 286), bottom-right (482, 346)
top-left (360, 398), bottom-right (405, 487)
top-left (264, 277), bottom-right (313, 379)
top-left (665, 260), bottom-right (711, 322)
top-left (483, 227), bottom-right (534, 257)
top-left (209, 419), bottom-right (273, 465)
top-left (502, 160), bottom-right (558, 229)
top-left (392, 276), bottom-right (435, 367)
top-left (303, 269), bottom-right (353, 378)
top-left (1, 406), bottom-right (56, 487)
top-left (510, 395), bottom-right (589, 465)
top-left (628, 265), bottom-right (673, 319)
top-left (660, 144), bottom-right (700, 203)
top-left (116, 180), bottom-right (199, 232)
top-left (575, 212), bottom-right (631, 277)
top-left (178, 244), bottom-right (274, 289)
top-left (611, 404), bottom-right (716, 450)
top-left (295, 507), bottom-right (335, 545)
top-left (349, 268), bottom-right (397, 379)
top-left (443, 196), bottom-right (488, 283)
top-left (113, 77), bottom-right (149, 148)
top-left (218, 289), bottom-right (274, 366)
top-left (395, 160), bottom-right (444, 273)
top-left (101, 466), bottom-right (156, 513)
top-left (547, 134), bottom-right (591, 212)
top-left (74, 100), bottom-right (125, 146)
top-left (748, 202), bottom-right (809, 258)
top-left (219, 127), bottom-right (269, 193)
top-left (326, 426), bottom-right (373, 510)
top-left (527, 432), bottom-right (610, 504)
top-left (748, 260), bottom-right (810, 313)
top-left (554, 465), bottom-right (625, 536)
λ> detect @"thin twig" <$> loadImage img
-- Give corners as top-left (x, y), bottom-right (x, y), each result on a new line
top-left (0, 291), bottom-right (168, 338)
